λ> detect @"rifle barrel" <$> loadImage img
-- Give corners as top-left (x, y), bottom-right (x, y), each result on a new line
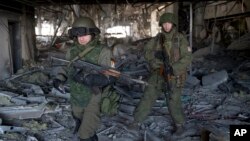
top-left (51, 56), bottom-right (148, 85)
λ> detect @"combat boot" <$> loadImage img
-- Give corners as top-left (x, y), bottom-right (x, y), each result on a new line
top-left (72, 118), bottom-right (82, 141)
top-left (127, 121), bottom-right (140, 131)
top-left (73, 118), bottom-right (81, 134)
top-left (174, 124), bottom-right (185, 136)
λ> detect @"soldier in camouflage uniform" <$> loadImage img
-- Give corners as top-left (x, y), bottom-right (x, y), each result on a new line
top-left (56, 17), bottom-right (113, 141)
top-left (132, 13), bottom-right (192, 133)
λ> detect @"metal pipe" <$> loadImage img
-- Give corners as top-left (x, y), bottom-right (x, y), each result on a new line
top-left (189, 2), bottom-right (193, 51)
top-left (189, 2), bottom-right (193, 74)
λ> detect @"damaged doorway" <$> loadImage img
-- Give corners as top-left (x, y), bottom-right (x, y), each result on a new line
top-left (8, 21), bottom-right (22, 74)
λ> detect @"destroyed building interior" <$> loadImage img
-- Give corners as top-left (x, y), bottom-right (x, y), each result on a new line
top-left (0, 0), bottom-right (250, 141)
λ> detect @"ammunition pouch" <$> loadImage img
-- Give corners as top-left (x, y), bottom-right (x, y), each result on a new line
top-left (159, 65), bottom-right (186, 88)
top-left (175, 73), bottom-right (186, 88)
top-left (159, 64), bottom-right (174, 78)
top-left (68, 27), bottom-right (100, 39)
top-left (101, 89), bottom-right (120, 116)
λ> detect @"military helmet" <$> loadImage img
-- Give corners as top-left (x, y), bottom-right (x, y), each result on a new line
top-left (159, 13), bottom-right (177, 26)
top-left (72, 16), bottom-right (98, 28)
top-left (68, 16), bottom-right (100, 38)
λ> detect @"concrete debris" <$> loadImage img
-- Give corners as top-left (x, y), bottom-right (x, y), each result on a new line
top-left (227, 32), bottom-right (250, 50)
top-left (0, 102), bottom-right (47, 119)
top-left (145, 130), bottom-right (165, 141)
top-left (185, 75), bottom-right (200, 88)
top-left (202, 70), bottom-right (228, 89)
top-left (26, 136), bottom-right (38, 141)
top-left (21, 83), bottom-right (44, 95)
top-left (11, 96), bottom-right (47, 105)
top-left (231, 61), bottom-right (250, 92)
top-left (50, 88), bottom-right (70, 100)
top-left (22, 120), bottom-right (47, 132)
top-left (0, 125), bottom-right (28, 134)
top-left (119, 104), bottom-right (136, 115)
top-left (193, 44), bottom-right (222, 59)
top-left (0, 38), bottom-right (250, 141)
top-left (15, 69), bottom-right (50, 85)
top-left (0, 92), bottom-right (12, 105)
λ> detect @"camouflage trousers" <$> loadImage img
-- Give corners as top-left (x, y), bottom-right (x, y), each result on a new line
top-left (71, 93), bottom-right (102, 139)
top-left (134, 72), bottom-right (185, 126)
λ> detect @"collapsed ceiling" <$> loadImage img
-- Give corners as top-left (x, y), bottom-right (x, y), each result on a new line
top-left (17, 0), bottom-right (199, 6)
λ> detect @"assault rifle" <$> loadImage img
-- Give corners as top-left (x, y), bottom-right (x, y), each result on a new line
top-left (50, 57), bottom-right (148, 86)
top-left (158, 33), bottom-right (174, 92)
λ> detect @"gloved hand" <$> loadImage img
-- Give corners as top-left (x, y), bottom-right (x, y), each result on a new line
top-left (53, 78), bottom-right (66, 93)
top-left (154, 50), bottom-right (164, 60)
top-left (148, 51), bottom-right (164, 70)
top-left (74, 73), bottom-right (115, 87)
top-left (150, 60), bottom-right (163, 70)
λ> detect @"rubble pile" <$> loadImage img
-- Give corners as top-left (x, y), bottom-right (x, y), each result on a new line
top-left (1, 42), bottom-right (250, 141)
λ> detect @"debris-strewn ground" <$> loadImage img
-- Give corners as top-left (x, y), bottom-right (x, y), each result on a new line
top-left (1, 41), bottom-right (250, 141)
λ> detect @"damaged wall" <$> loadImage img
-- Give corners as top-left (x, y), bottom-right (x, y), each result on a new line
top-left (35, 3), bottom-right (180, 42)
top-left (0, 11), bottom-right (12, 79)
top-left (21, 7), bottom-right (37, 61)
top-left (204, 1), bottom-right (250, 20)
top-left (0, 1), bottom-right (250, 79)
top-left (193, 1), bottom-right (250, 50)
top-left (0, 5), bottom-right (36, 80)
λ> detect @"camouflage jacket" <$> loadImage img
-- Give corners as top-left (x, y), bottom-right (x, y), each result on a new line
top-left (144, 27), bottom-right (192, 76)
top-left (65, 38), bottom-right (112, 107)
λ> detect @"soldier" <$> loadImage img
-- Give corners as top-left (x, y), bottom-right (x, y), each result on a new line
top-left (131, 13), bottom-right (192, 134)
top-left (55, 17), bottom-right (114, 141)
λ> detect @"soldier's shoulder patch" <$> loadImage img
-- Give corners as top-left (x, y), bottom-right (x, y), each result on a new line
top-left (187, 46), bottom-right (192, 52)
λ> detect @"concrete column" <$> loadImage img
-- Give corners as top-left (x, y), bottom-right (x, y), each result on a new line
top-left (73, 5), bottom-right (80, 18)
top-left (246, 17), bottom-right (250, 32)
top-left (0, 17), bottom-right (11, 79)
top-left (165, 2), bottom-right (175, 13)
top-left (36, 8), bottom-right (42, 35)
top-left (194, 2), bottom-right (205, 42)
top-left (150, 9), bottom-right (159, 36)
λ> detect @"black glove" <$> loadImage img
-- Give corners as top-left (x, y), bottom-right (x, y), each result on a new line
top-left (74, 73), bottom-right (115, 87)
top-left (53, 79), bottom-right (65, 93)
top-left (163, 62), bottom-right (174, 76)
top-left (154, 51), bottom-right (164, 60)
top-left (53, 79), bottom-right (62, 89)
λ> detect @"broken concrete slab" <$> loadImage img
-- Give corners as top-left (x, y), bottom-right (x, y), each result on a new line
top-left (185, 75), bottom-right (201, 88)
top-left (145, 130), bottom-right (164, 141)
top-left (119, 104), bottom-right (136, 115)
top-left (21, 83), bottom-right (44, 95)
top-left (0, 125), bottom-right (28, 134)
top-left (0, 93), bottom-right (12, 105)
top-left (193, 44), bottom-right (222, 59)
top-left (11, 96), bottom-right (47, 105)
top-left (202, 70), bottom-right (228, 89)
top-left (0, 102), bottom-right (47, 119)
top-left (1, 39), bottom-right (249, 141)
top-left (217, 105), bottom-right (242, 118)
top-left (227, 33), bottom-right (250, 50)
top-left (26, 136), bottom-right (38, 141)
top-left (50, 88), bottom-right (70, 100)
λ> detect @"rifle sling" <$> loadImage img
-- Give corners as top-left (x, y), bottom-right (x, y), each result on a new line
top-left (67, 47), bottom-right (94, 67)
